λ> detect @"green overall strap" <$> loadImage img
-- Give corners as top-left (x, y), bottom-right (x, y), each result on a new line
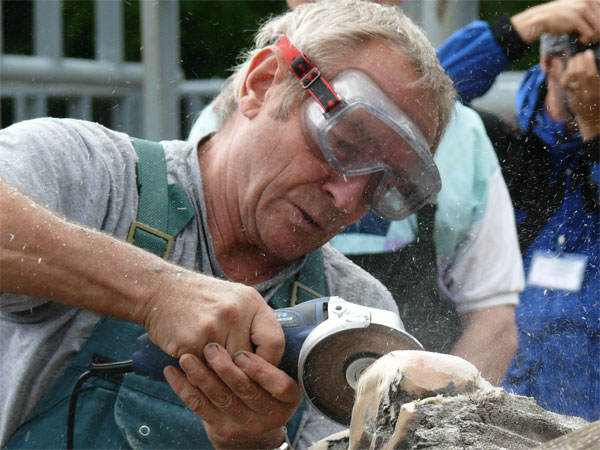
top-left (126, 137), bottom-right (194, 259)
top-left (269, 249), bottom-right (326, 309)
top-left (267, 249), bottom-right (325, 441)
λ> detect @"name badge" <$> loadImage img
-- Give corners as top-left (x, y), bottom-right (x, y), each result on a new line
top-left (527, 251), bottom-right (588, 292)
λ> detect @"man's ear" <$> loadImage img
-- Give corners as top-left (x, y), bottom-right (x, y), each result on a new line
top-left (239, 46), bottom-right (290, 118)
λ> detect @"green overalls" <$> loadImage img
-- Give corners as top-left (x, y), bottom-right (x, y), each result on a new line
top-left (6, 139), bottom-right (324, 449)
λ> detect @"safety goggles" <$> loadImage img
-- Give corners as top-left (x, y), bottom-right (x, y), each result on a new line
top-left (276, 36), bottom-right (441, 221)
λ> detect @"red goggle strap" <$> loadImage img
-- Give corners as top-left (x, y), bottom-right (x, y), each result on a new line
top-left (275, 36), bottom-right (341, 113)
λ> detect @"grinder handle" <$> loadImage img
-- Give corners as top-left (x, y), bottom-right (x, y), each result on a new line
top-left (132, 334), bottom-right (181, 381)
top-left (132, 297), bottom-right (330, 381)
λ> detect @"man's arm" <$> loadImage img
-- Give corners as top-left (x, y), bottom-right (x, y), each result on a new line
top-left (441, 168), bottom-right (522, 385)
top-left (1, 180), bottom-right (304, 448)
top-left (0, 180), bottom-right (284, 365)
top-left (436, 19), bottom-right (515, 103)
top-left (451, 306), bottom-right (518, 386)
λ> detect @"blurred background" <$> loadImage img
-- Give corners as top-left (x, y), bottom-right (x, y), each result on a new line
top-left (0, 0), bottom-right (543, 140)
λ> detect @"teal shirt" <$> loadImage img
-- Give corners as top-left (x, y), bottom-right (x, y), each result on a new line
top-left (331, 102), bottom-right (498, 259)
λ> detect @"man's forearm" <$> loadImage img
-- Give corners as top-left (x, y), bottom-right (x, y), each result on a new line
top-left (0, 180), bottom-right (171, 324)
top-left (1, 179), bottom-right (284, 365)
top-left (451, 306), bottom-right (518, 386)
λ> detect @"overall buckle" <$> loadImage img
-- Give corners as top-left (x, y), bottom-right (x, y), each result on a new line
top-left (127, 221), bottom-right (174, 260)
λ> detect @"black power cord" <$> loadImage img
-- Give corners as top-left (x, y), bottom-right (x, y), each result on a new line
top-left (66, 360), bottom-right (134, 449)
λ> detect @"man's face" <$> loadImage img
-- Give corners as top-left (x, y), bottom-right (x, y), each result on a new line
top-left (236, 40), bottom-right (437, 263)
top-left (543, 53), bottom-right (576, 123)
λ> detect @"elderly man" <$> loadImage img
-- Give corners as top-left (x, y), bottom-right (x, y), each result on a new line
top-left (0, 1), bottom-right (454, 449)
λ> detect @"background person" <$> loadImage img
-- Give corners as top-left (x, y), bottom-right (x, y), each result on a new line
top-left (437, 0), bottom-right (599, 421)
top-left (0, 1), bottom-right (455, 448)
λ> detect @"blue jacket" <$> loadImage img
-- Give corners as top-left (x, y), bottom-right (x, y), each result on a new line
top-left (437, 20), bottom-right (512, 103)
top-left (503, 66), bottom-right (599, 422)
top-left (439, 18), bottom-right (599, 421)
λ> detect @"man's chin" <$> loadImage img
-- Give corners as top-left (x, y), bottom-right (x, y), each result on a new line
top-left (265, 236), bottom-right (326, 263)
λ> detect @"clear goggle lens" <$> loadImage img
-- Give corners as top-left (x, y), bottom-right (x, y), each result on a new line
top-left (302, 70), bottom-right (441, 221)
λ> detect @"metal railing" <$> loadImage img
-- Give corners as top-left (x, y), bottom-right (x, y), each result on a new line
top-left (0, 0), bottom-right (223, 139)
top-left (1, 0), bottom-right (520, 139)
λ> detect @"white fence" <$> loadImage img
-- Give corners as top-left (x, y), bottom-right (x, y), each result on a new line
top-left (0, 0), bottom-right (223, 140)
top-left (1, 0), bottom-right (520, 139)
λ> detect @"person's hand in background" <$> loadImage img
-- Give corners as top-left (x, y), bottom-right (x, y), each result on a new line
top-left (562, 48), bottom-right (600, 140)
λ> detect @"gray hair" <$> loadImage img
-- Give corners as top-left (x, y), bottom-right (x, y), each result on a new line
top-left (213, 0), bottom-right (455, 151)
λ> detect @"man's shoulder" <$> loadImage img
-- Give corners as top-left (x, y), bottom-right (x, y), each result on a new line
top-left (321, 244), bottom-right (397, 314)
top-left (6, 117), bottom-right (131, 144)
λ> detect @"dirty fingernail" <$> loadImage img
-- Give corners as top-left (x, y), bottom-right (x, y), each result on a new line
top-left (204, 343), bottom-right (220, 363)
top-left (233, 351), bottom-right (250, 369)
top-left (180, 354), bottom-right (199, 373)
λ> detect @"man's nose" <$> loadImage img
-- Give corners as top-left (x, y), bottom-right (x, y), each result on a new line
top-left (322, 172), bottom-right (371, 215)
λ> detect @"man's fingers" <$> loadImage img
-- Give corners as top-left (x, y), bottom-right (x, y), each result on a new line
top-left (562, 50), bottom-right (599, 87)
top-left (559, 0), bottom-right (600, 43)
top-left (163, 364), bottom-right (220, 419)
top-left (232, 351), bottom-right (303, 405)
top-left (250, 308), bottom-right (285, 366)
top-left (579, 0), bottom-right (600, 43)
top-left (203, 343), bottom-right (301, 412)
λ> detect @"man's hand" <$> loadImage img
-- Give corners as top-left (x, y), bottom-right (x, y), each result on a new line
top-left (141, 273), bottom-right (285, 366)
top-left (164, 343), bottom-right (303, 449)
top-left (511, 0), bottom-right (600, 45)
top-left (562, 49), bottom-right (600, 140)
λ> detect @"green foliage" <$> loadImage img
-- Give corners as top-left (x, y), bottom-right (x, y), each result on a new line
top-left (63, 0), bottom-right (94, 58)
top-left (2, 0), bottom-right (33, 55)
top-left (478, 0), bottom-right (546, 71)
top-left (479, 0), bottom-right (545, 20)
top-left (124, 0), bottom-right (142, 62)
top-left (2, 1), bottom-right (546, 75)
top-left (179, 1), bottom-right (287, 79)
top-left (2, 0), bottom-right (284, 79)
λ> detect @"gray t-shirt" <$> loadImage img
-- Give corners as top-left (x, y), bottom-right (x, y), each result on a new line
top-left (0, 118), bottom-right (397, 448)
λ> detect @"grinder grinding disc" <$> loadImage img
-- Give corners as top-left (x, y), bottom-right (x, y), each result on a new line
top-left (297, 297), bottom-right (423, 426)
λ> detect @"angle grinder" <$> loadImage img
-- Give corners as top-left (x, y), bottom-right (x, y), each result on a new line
top-left (66, 297), bottom-right (420, 447)
top-left (132, 296), bottom-right (422, 425)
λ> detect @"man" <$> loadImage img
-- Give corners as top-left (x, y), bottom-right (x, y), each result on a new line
top-left (0, 1), bottom-right (455, 448)
top-left (437, 0), bottom-right (599, 421)
top-left (189, 0), bottom-right (524, 386)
